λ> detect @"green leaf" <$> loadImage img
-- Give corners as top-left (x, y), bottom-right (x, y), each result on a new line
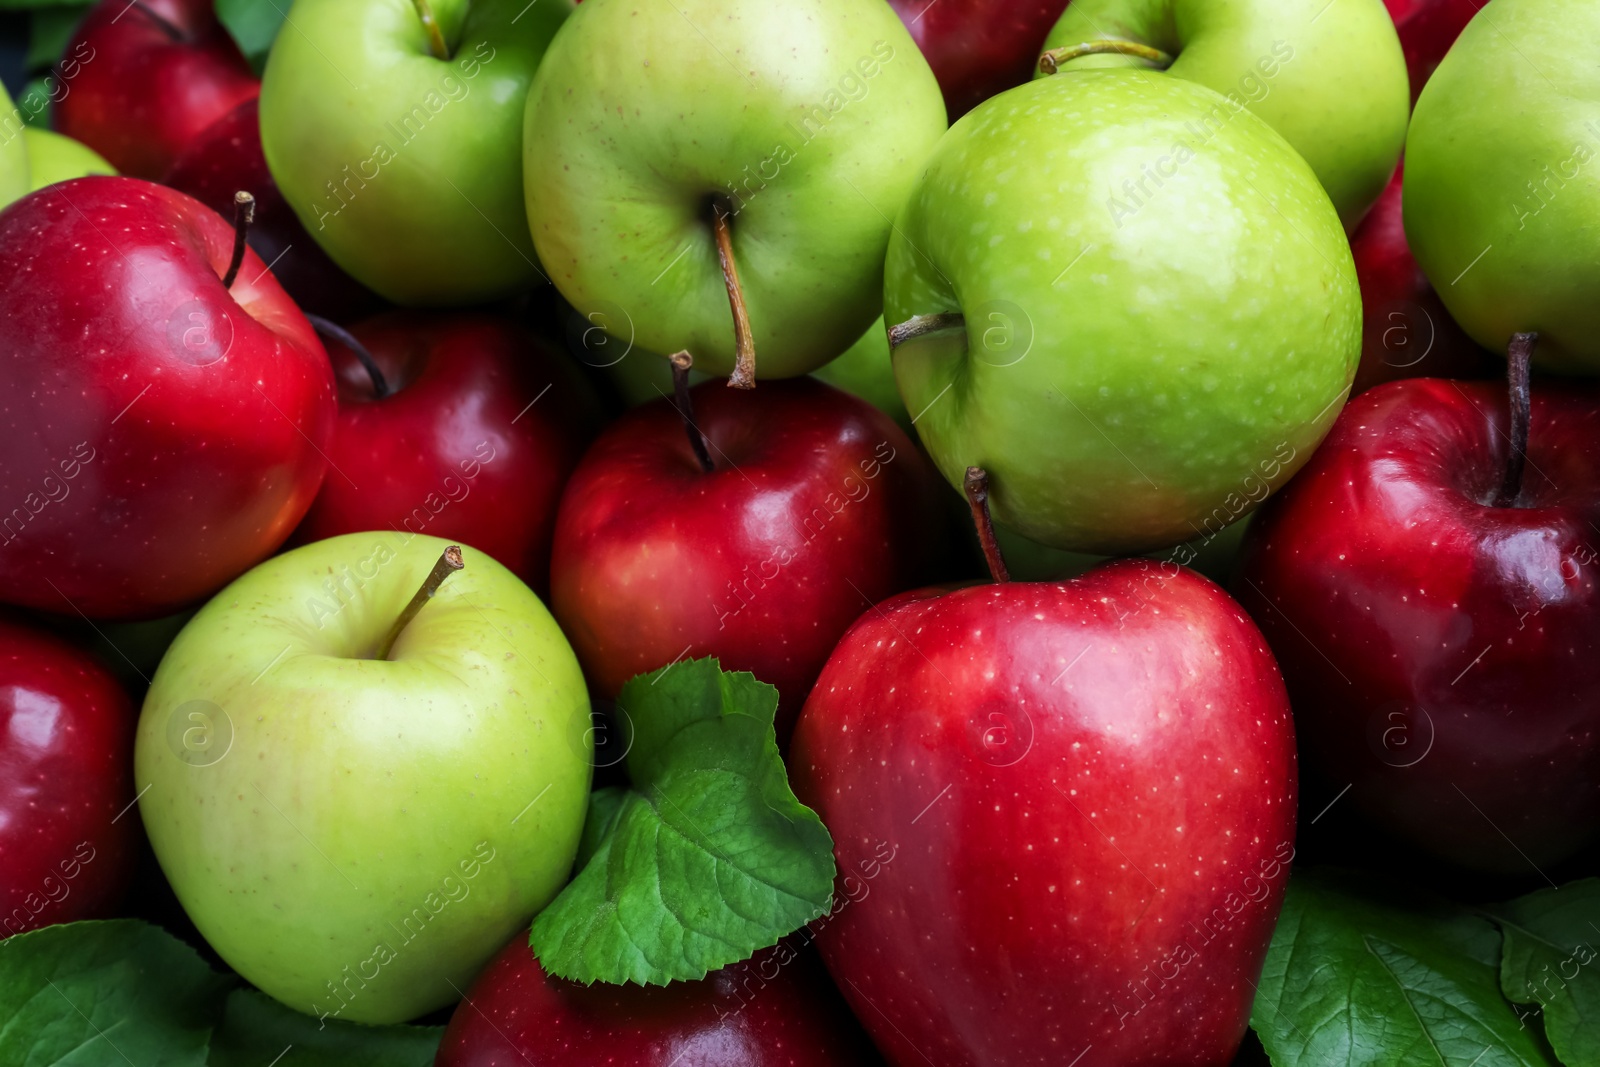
top-left (0, 919), bottom-right (232, 1066)
top-left (1251, 869), bottom-right (1557, 1067)
top-left (208, 989), bottom-right (442, 1067)
top-left (0, 0), bottom-right (88, 10)
top-left (1488, 879), bottom-right (1600, 1066)
top-left (16, 76), bottom-right (54, 128)
top-left (574, 785), bottom-right (628, 870)
top-left (530, 657), bottom-right (835, 986)
top-left (215, 0), bottom-right (286, 73)
top-left (26, 4), bottom-right (88, 72)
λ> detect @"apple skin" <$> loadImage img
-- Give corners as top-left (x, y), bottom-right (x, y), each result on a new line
top-left (0, 82), bottom-right (26, 206)
top-left (0, 615), bottom-right (140, 939)
top-left (888, 72), bottom-right (1359, 554)
top-left (54, 0), bottom-right (260, 180)
top-left (1233, 378), bottom-right (1600, 872)
top-left (0, 176), bottom-right (336, 620)
top-left (1384, 0), bottom-right (1482, 104)
top-left (812, 316), bottom-right (911, 430)
top-left (135, 532), bottom-right (593, 1024)
top-left (435, 934), bottom-right (881, 1066)
top-left (1349, 163), bottom-right (1494, 395)
top-left (294, 312), bottom-right (602, 596)
top-left (550, 377), bottom-right (947, 741)
top-left (790, 560), bottom-right (1298, 1066)
top-left (523, 0), bottom-right (947, 380)
top-left (23, 128), bottom-right (116, 192)
top-left (1039, 0), bottom-right (1408, 226)
top-left (887, 0), bottom-right (1070, 119)
top-left (1404, 0), bottom-right (1600, 373)
top-left (260, 0), bottom-right (568, 306)
top-left (164, 99), bottom-right (381, 321)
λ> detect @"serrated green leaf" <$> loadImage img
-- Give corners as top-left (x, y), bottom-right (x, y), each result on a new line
top-left (530, 657), bottom-right (835, 986)
top-left (0, 919), bottom-right (232, 1066)
top-left (1251, 870), bottom-right (1557, 1067)
top-left (215, 0), bottom-right (286, 73)
top-left (208, 988), bottom-right (442, 1067)
top-left (574, 785), bottom-right (628, 870)
top-left (1488, 879), bottom-right (1600, 1066)
top-left (26, 4), bottom-right (87, 71)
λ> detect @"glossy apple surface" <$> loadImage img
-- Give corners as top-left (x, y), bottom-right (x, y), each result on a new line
top-left (55, 0), bottom-right (259, 179)
top-left (1385, 0), bottom-right (1482, 104)
top-left (295, 312), bottom-right (601, 595)
top-left (1234, 377), bottom-right (1600, 871)
top-left (23, 128), bottom-right (115, 192)
top-left (0, 176), bottom-right (336, 619)
top-left (0, 82), bottom-right (26, 206)
top-left (550, 377), bottom-right (946, 739)
top-left (887, 0), bottom-right (1070, 118)
top-left (0, 615), bottom-right (140, 939)
top-left (791, 559), bottom-right (1298, 1066)
top-left (436, 935), bottom-right (881, 1066)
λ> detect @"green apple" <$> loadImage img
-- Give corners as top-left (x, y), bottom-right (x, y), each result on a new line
top-left (1404, 0), bottom-right (1600, 373)
top-left (812, 316), bottom-right (910, 429)
top-left (1038, 0), bottom-right (1408, 226)
top-left (995, 513), bottom-right (1253, 582)
top-left (135, 533), bottom-right (591, 1023)
top-left (523, 0), bottom-right (946, 383)
top-left (23, 128), bottom-right (115, 192)
top-left (888, 72), bottom-right (1358, 554)
top-left (0, 83), bottom-right (30, 208)
top-left (260, 0), bottom-right (567, 306)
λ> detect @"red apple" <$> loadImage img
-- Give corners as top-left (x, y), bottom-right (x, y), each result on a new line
top-left (1383, 0), bottom-right (1482, 105)
top-left (550, 374), bottom-right (947, 740)
top-left (1234, 352), bottom-right (1600, 873)
top-left (293, 311), bottom-right (601, 595)
top-left (888, 0), bottom-right (1072, 118)
top-left (435, 934), bottom-right (881, 1066)
top-left (54, 0), bottom-right (260, 180)
top-left (790, 477), bottom-right (1298, 1066)
top-left (0, 615), bottom-right (140, 938)
top-left (1350, 163), bottom-right (1494, 395)
top-left (163, 99), bottom-right (381, 321)
top-left (0, 176), bottom-right (335, 619)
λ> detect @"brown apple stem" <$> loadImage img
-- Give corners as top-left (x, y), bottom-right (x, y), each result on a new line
top-left (1040, 40), bottom-right (1175, 75)
top-left (670, 350), bottom-right (715, 473)
top-left (1493, 332), bottom-right (1536, 508)
top-left (411, 0), bottom-right (450, 60)
top-left (887, 312), bottom-right (966, 350)
top-left (376, 545), bottom-right (464, 660)
top-left (305, 313), bottom-right (391, 399)
top-left (128, 0), bottom-right (187, 43)
top-left (964, 467), bottom-right (1011, 584)
top-left (221, 191), bottom-right (255, 290)
top-left (712, 202), bottom-right (757, 390)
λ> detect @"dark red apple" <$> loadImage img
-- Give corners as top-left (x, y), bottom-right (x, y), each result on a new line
top-left (1234, 351), bottom-right (1600, 873)
top-left (163, 99), bottom-right (381, 321)
top-left (0, 176), bottom-right (335, 620)
top-left (293, 312), bottom-right (601, 595)
top-left (887, 0), bottom-right (1072, 118)
top-left (1383, 0), bottom-right (1483, 105)
top-left (54, 0), bottom-right (260, 180)
top-left (0, 615), bottom-right (140, 938)
top-left (435, 934), bottom-right (881, 1066)
top-left (1350, 163), bottom-right (1494, 395)
top-left (790, 476), bottom-right (1298, 1067)
top-left (550, 373), bottom-right (946, 740)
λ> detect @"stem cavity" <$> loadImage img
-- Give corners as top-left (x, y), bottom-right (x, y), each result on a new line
top-left (411, 0), bottom-right (450, 60)
top-left (376, 545), bottom-right (464, 660)
top-left (887, 312), bottom-right (966, 351)
top-left (1493, 332), bottom-right (1536, 508)
top-left (670, 350), bottom-right (715, 473)
top-left (306, 314), bottom-right (391, 399)
top-left (964, 467), bottom-right (1011, 584)
top-left (1040, 39), bottom-right (1176, 75)
top-left (128, 1), bottom-right (187, 43)
top-left (711, 201), bottom-right (757, 390)
top-left (221, 191), bottom-right (255, 290)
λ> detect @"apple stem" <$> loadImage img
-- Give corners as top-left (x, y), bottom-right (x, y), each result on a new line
top-left (1493, 332), bottom-right (1536, 508)
top-left (411, 0), bottom-right (450, 60)
top-left (887, 312), bottom-right (966, 350)
top-left (305, 314), bottom-right (391, 399)
top-left (669, 350), bottom-right (715, 473)
top-left (221, 191), bottom-right (255, 290)
top-left (1040, 40), bottom-right (1175, 75)
top-left (128, 0), bottom-right (187, 43)
top-left (375, 545), bottom-right (464, 660)
top-left (711, 201), bottom-right (757, 390)
top-left (964, 467), bottom-right (1011, 584)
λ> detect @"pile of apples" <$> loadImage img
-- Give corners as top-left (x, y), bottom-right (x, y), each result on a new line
top-left (1, 0), bottom-right (1596, 1064)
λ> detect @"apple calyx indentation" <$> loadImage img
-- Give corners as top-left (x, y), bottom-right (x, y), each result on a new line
top-left (709, 197), bottom-right (757, 390)
top-left (305, 314), bottom-right (392, 400)
top-left (1493, 332), bottom-right (1536, 509)
top-left (669, 350), bottom-right (715, 474)
top-left (411, 0), bottom-right (451, 61)
top-left (221, 190), bottom-right (255, 291)
top-left (964, 466), bottom-right (1011, 584)
top-left (1039, 39), bottom-right (1175, 76)
top-left (374, 544), bottom-right (464, 660)
top-left (887, 312), bottom-right (966, 350)
top-left (129, 0), bottom-right (189, 44)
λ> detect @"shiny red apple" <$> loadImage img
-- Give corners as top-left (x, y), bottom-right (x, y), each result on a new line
top-left (0, 176), bottom-right (335, 620)
top-left (54, 0), bottom-right (260, 180)
top-left (0, 615), bottom-right (140, 938)
top-left (435, 934), bottom-right (881, 1066)
top-left (1383, 0), bottom-right (1482, 105)
top-left (163, 99), bottom-right (380, 321)
top-left (790, 476), bottom-right (1298, 1067)
top-left (1234, 351), bottom-right (1600, 873)
top-left (888, 0), bottom-right (1072, 118)
top-left (550, 373), bottom-right (946, 740)
top-left (293, 312), bottom-right (601, 595)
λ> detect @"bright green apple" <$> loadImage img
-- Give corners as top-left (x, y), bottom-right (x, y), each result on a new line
top-left (523, 0), bottom-right (946, 382)
top-left (23, 128), bottom-right (115, 192)
top-left (1404, 0), bottom-right (1600, 373)
top-left (812, 316), bottom-right (910, 429)
top-left (888, 72), bottom-right (1358, 554)
top-left (1039, 0), bottom-right (1408, 226)
top-left (135, 533), bottom-right (591, 1023)
top-left (260, 0), bottom-right (567, 306)
top-left (0, 83), bottom-right (29, 208)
